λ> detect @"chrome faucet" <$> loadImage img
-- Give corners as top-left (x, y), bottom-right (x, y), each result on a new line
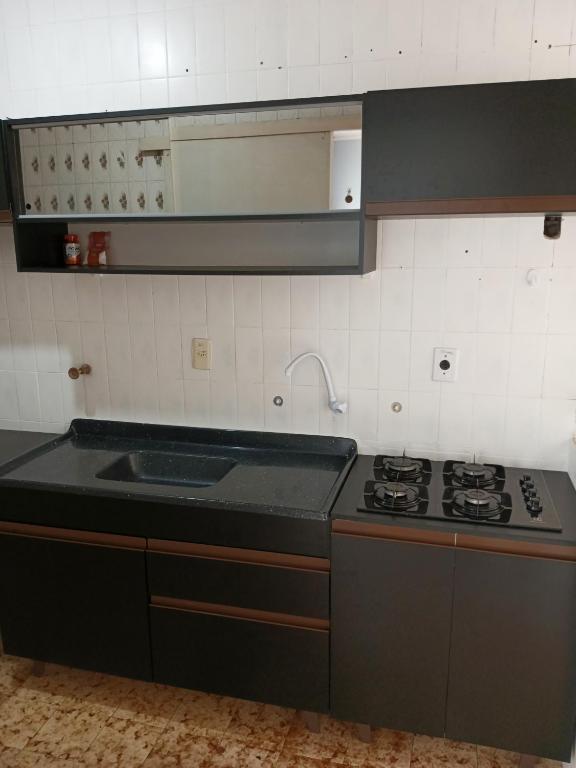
top-left (285, 352), bottom-right (347, 415)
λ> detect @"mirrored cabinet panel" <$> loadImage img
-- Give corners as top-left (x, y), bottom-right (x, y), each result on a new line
top-left (14, 104), bottom-right (361, 218)
top-left (6, 97), bottom-right (374, 275)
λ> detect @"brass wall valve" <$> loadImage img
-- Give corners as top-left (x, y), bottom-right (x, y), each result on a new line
top-left (68, 364), bottom-right (92, 380)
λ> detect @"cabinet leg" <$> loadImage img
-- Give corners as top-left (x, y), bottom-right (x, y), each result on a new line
top-left (519, 756), bottom-right (537, 768)
top-left (355, 724), bottom-right (372, 743)
top-left (31, 661), bottom-right (46, 677)
top-left (301, 711), bottom-right (321, 733)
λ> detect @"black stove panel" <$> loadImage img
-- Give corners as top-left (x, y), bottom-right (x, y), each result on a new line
top-left (358, 457), bottom-right (562, 532)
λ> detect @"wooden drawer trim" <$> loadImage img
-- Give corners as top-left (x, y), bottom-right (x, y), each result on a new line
top-left (332, 519), bottom-right (455, 547)
top-left (0, 521), bottom-right (146, 551)
top-left (148, 539), bottom-right (330, 572)
top-left (456, 534), bottom-right (576, 562)
top-left (0, 210), bottom-right (11, 224)
top-left (150, 595), bottom-right (330, 632)
top-left (365, 195), bottom-right (576, 217)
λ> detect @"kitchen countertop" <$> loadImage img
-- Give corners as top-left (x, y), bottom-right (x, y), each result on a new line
top-left (0, 420), bottom-right (357, 558)
top-left (332, 454), bottom-right (576, 547)
top-left (0, 430), bottom-right (58, 467)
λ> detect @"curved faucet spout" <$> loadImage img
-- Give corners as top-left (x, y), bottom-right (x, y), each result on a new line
top-left (285, 352), bottom-right (347, 415)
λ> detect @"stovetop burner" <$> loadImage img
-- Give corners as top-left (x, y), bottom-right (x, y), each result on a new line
top-left (444, 460), bottom-right (506, 490)
top-left (452, 488), bottom-right (504, 519)
top-left (363, 480), bottom-right (428, 516)
top-left (374, 481), bottom-right (419, 510)
top-left (374, 454), bottom-right (432, 485)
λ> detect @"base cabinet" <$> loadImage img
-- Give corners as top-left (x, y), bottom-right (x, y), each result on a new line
top-left (331, 523), bottom-right (576, 762)
top-left (0, 526), bottom-right (151, 681)
top-left (446, 549), bottom-right (576, 762)
top-left (151, 605), bottom-right (329, 712)
top-left (331, 533), bottom-right (455, 736)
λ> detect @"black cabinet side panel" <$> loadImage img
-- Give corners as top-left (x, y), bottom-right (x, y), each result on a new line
top-left (0, 534), bottom-right (152, 681)
top-left (363, 80), bottom-right (576, 203)
top-left (447, 551), bottom-right (576, 761)
top-left (0, 123), bottom-right (9, 213)
top-left (151, 606), bottom-right (329, 712)
top-left (331, 535), bottom-right (454, 735)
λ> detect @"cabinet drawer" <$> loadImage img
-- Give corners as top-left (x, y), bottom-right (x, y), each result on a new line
top-left (150, 604), bottom-right (329, 712)
top-left (148, 540), bottom-right (329, 620)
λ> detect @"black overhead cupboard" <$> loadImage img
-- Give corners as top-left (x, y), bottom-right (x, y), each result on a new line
top-left (3, 77), bottom-right (576, 273)
top-left (362, 78), bottom-right (576, 215)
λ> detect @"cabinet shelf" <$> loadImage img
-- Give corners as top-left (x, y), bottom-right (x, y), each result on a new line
top-left (16, 211), bottom-right (360, 225)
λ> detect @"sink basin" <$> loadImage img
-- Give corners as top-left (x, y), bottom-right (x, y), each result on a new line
top-left (96, 451), bottom-right (236, 488)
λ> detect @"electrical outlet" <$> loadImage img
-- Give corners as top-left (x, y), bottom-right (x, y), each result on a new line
top-left (193, 338), bottom-right (211, 370)
top-left (432, 348), bottom-right (459, 382)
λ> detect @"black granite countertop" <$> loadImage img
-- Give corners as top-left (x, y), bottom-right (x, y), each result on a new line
top-left (332, 455), bottom-right (576, 547)
top-left (0, 420), bottom-right (357, 557)
top-left (0, 430), bottom-right (58, 467)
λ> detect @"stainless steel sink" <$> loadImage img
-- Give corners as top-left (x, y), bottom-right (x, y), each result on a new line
top-left (96, 451), bottom-right (236, 488)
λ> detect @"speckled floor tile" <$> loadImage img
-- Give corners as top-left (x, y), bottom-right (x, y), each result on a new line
top-left (0, 688), bottom-right (60, 750)
top-left (0, 656), bottom-right (564, 768)
top-left (276, 753), bottom-right (360, 767)
top-left (411, 735), bottom-right (477, 768)
top-left (24, 702), bottom-right (110, 759)
top-left (224, 699), bottom-right (296, 750)
top-left (283, 714), bottom-right (373, 765)
top-left (76, 717), bottom-right (165, 767)
top-left (477, 746), bottom-right (520, 768)
top-left (141, 723), bottom-right (226, 767)
top-left (0, 657), bottom-right (34, 697)
top-left (171, 690), bottom-right (239, 735)
top-left (111, 680), bottom-right (185, 728)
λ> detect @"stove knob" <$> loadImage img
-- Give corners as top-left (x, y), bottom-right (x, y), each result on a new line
top-left (528, 498), bottom-right (542, 516)
top-left (526, 489), bottom-right (537, 499)
top-left (521, 474), bottom-right (532, 483)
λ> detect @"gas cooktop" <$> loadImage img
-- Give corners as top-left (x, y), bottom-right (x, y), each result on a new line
top-left (359, 455), bottom-right (562, 532)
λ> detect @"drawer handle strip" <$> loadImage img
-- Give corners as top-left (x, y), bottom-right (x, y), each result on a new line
top-left (0, 521), bottom-right (146, 551)
top-left (148, 539), bottom-right (330, 573)
top-left (150, 595), bottom-right (330, 632)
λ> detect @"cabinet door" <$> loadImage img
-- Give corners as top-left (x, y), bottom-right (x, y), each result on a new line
top-left (363, 79), bottom-right (576, 214)
top-left (0, 525), bottom-right (152, 681)
top-left (331, 531), bottom-right (455, 735)
top-left (447, 549), bottom-right (576, 761)
top-left (151, 605), bottom-right (329, 712)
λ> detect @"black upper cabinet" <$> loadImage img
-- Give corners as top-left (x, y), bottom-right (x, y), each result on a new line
top-left (0, 124), bottom-right (11, 221)
top-left (0, 528), bottom-right (152, 681)
top-left (331, 533), bottom-right (454, 736)
top-left (363, 78), bottom-right (576, 215)
top-left (446, 549), bottom-right (576, 762)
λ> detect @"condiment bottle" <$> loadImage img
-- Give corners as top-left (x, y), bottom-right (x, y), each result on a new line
top-left (87, 231), bottom-right (110, 268)
top-left (64, 234), bottom-right (82, 266)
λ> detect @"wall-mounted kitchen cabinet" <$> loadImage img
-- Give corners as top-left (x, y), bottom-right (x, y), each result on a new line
top-left (363, 78), bottom-right (576, 216)
top-left (0, 126), bottom-right (11, 223)
top-left (4, 96), bottom-right (376, 275)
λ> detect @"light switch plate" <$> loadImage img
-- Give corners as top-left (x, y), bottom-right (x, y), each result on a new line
top-left (432, 347), bottom-right (459, 382)
top-left (193, 338), bottom-right (211, 370)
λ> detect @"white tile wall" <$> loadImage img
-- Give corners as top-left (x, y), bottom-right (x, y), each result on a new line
top-left (1, 0), bottom-right (576, 470)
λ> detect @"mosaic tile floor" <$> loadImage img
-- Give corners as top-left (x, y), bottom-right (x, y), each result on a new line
top-left (0, 654), bottom-right (563, 767)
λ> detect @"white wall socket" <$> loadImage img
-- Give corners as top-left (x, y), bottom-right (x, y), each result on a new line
top-left (193, 338), bottom-right (212, 370)
top-left (432, 347), bottom-right (459, 382)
